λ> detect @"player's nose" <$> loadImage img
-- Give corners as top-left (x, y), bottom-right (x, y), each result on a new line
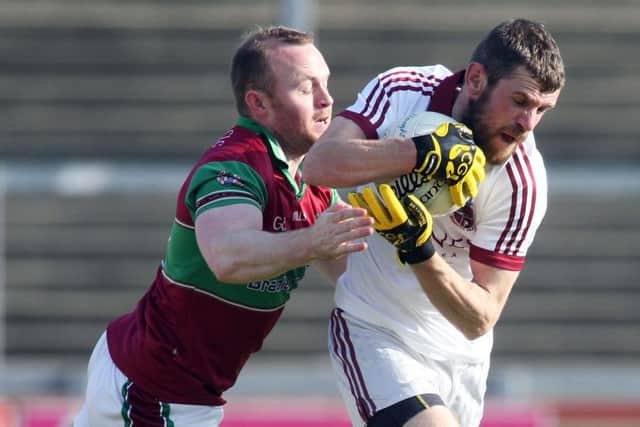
top-left (316, 85), bottom-right (333, 108)
top-left (516, 108), bottom-right (538, 132)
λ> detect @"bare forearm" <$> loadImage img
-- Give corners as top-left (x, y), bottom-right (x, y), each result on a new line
top-left (196, 202), bottom-right (373, 284)
top-left (205, 227), bottom-right (317, 284)
top-left (305, 137), bottom-right (415, 187)
top-left (410, 255), bottom-right (498, 339)
top-left (303, 117), bottom-right (417, 187)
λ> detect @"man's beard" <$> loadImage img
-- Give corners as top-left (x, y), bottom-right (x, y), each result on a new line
top-left (459, 88), bottom-right (526, 165)
top-left (460, 89), bottom-right (491, 155)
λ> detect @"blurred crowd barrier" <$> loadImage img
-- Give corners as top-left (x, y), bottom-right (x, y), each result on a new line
top-left (1, 396), bottom-right (640, 427)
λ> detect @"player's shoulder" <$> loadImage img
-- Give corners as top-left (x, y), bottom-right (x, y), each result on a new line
top-left (182, 126), bottom-right (271, 188)
top-left (214, 125), bottom-right (266, 151)
top-left (368, 64), bottom-right (453, 110)
top-left (376, 64), bottom-right (453, 82)
top-left (203, 126), bottom-right (268, 162)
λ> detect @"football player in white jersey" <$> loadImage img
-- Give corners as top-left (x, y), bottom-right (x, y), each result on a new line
top-left (303, 18), bottom-right (565, 427)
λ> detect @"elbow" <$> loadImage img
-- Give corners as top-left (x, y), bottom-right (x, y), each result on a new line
top-left (460, 316), bottom-right (494, 341)
top-left (462, 325), bottom-right (490, 341)
top-left (207, 255), bottom-right (243, 284)
top-left (209, 263), bottom-right (234, 284)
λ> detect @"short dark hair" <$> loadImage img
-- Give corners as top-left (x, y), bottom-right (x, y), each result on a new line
top-left (230, 26), bottom-right (315, 116)
top-left (470, 18), bottom-right (565, 93)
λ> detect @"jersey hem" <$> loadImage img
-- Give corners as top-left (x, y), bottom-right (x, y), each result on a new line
top-left (161, 268), bottom-right (287, 313)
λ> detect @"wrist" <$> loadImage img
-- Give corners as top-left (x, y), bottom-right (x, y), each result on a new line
top-left (399, 239), bottom-right (436, 264)
top-left (411, 135), bottom-right (439, 177)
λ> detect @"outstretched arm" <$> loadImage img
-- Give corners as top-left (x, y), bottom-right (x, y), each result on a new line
top-left (302, 116), bottom-right (417, 187)
top-left (195, 201), bottom-right (374, 284)
top-left (304, 116), bottom-right (486, 208)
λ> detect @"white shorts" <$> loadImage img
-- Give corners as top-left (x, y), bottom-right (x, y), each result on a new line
top-left (328, 308), bottom-right (489, 427)
top-left (72, 332), bottom-right (224, 427)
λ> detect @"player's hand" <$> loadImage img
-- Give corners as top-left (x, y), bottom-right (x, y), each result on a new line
top-left (412, 122), bottom-right (486, 206)
top-left (309, 201), bottom-right (374, 259)
top-left (348, 184), bottom-right (435, 264)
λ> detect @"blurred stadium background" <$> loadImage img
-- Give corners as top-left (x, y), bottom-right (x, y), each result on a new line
top-left (1, 0), bottom-right (639, 426)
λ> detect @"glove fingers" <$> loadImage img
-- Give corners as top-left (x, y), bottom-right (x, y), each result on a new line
top-left (474, 161), bottom-right (486, 182)
top-left (469, 163), bottom-right (485, 198)
top-left (361, 187), bottom-right (394, 228)
top-left (348, 191), bottom-right (369, 212)
top-left (449, 183), bottom-right (466, 207)
top-left (349, 190), bottom-right (389, 230)
top-left (464, 174), bottom-right (478, 200)
top-left (451, 157), bottom-right (486, 207)
top-left (377, 184), bottom-right (409, 226)
top-left (464, 160), bottom-right (485, 200)
top-left (475, 148), bottom-right (486, 168)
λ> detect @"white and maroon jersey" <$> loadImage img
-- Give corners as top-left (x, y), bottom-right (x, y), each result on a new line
top-left (335, 65), bottom-right (548, 363)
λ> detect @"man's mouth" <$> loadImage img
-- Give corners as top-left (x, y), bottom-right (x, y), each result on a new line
top-left (501, 131), bottom-right (526, 145)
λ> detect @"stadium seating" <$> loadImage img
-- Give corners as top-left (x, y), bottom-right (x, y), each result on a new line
top-left (2, 0), bottom-right (639, 380)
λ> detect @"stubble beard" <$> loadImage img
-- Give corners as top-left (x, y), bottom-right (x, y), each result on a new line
top-left (460, 89), bottom-right (491, 160)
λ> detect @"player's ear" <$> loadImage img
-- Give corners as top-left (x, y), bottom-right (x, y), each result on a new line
top-left (465, 62), bottom-right (487, 97)
top-left (245, 89), bottom-right (270, 119)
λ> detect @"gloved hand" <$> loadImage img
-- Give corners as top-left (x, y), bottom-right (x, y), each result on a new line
top-left (348, 184), bottom-right (435, 264)
top-left (412, 121), bottom-right (486, 207)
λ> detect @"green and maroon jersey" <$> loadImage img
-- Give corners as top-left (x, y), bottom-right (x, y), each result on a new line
top-left (107, 116), bottom-right (338, 405)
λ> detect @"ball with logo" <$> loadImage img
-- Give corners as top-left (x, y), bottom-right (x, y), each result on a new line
top-left (383, 111), bottom-right (469, 217)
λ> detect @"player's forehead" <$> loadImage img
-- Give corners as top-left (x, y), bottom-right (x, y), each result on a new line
top-left (497, 67), bottom-right (560, 109)
top-left (268, 43), bottom-right (330, 84)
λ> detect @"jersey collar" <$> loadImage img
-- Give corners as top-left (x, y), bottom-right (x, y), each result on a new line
top-left (427, 70), bottom-right (465, 116)
top-left (236, 116), bottom-right (288, 165)
top-left (236, 116), bottom-right (306, 196)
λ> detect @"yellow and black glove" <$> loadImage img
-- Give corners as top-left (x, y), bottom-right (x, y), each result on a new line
top-left (348, 184), bottom-right (435, 264)
top-left (412, 121), bottom-right (487, 207)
